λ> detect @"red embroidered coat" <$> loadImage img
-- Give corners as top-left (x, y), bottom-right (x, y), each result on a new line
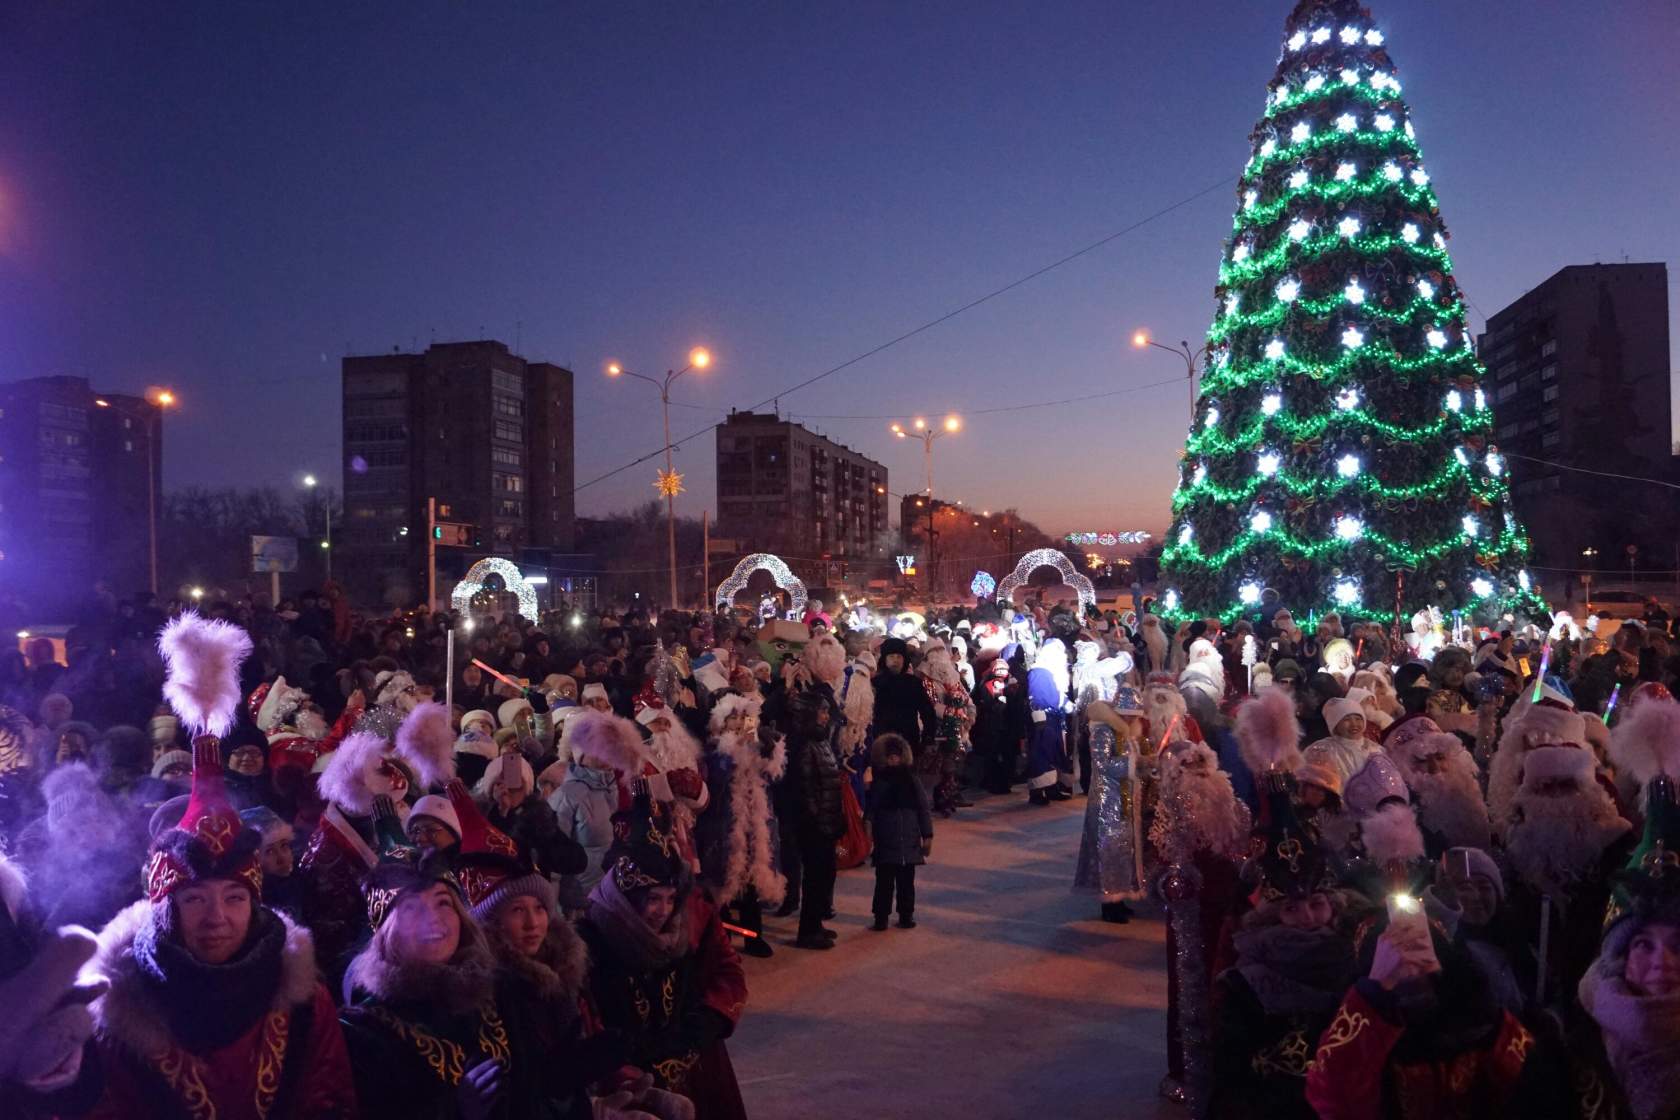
top-left (1304, 981), bottom-right (1544, 1120)
top-left (85, 901), bottom-right (356, 1120)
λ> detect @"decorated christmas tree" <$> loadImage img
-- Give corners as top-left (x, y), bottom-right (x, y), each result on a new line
top-left (1158, 0), bottom-right (1546, 627)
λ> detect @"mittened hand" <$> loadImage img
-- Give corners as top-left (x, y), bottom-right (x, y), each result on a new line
top-left (667, 768), bottom-right (703, 800)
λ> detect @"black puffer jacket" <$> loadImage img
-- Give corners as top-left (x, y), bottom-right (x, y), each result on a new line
top-left (786, 695), bottom-right (844, 842)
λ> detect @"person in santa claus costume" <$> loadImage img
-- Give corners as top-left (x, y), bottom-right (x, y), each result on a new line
top-left (697, 692), bottom-right (786, 958)
top-left (633, 692), bottom-right (710, 873)
top-left (917, 639), bottom-right (975, 816)
top-left (1149, 737), bottom-right (1251, 1107)
top-left (86, 612), bottom-right (355, 1119)
top-left (1505, 744), bottom-right (1633, 1009)
top-left (1380, 718), bottom-right (1491, 855)
top-left (246, 673), bottom-right (364, 803)
top-left (1025, 638), bottom-right (1073, 805)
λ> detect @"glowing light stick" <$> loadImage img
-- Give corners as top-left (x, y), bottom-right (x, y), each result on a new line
top-left (721, 922), bottom-right (761, 940)
top-left (1530, 644), bottom-right (1551, 704)
top-left (472, 658), bottom-right (527, 694)
top-left (1603, 683), bottom-right (1622, 726)
top-left (1157, 714), bottom-right (1182, 754)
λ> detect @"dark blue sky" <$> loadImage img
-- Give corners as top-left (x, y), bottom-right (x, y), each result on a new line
top-left (5, 1), bottom-right (1676, 535)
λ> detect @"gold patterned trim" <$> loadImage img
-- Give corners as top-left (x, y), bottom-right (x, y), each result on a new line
top-left (1312, 1003), bottom-right (1370, 1064)
top-left (1250, 1029), bottom-right (1312, 1079)
top-left (253, 1010), bottom-right (290, 1118)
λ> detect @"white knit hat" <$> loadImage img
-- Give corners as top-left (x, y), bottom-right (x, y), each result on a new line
top-left (406, 794), bottom-right (462, 841)
top-left (1322, 697), bottom-right (1365, 735)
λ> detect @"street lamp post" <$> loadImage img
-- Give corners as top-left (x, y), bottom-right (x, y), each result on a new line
top-left (1132, 331), bottom-right (1209, 423)
top-left (608, 347), bottom-right (712, 608)
top-left (302, 474), bottom-right (332, 581)
top-left (890, 415), bottom-right (960, 498)
top-left (1582, 546), bottom-right (1599, 610)
top-left (135, 389), bottom-right (177, 597)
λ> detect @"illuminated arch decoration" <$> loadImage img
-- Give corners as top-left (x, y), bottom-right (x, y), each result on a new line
top-left (996, 548), bottom-right (1097, 613)
top-left (452, 557), bottom-right (540, 623)
top-left (970, 570), bottom-right (997, 599)
top-left (714, 553), bottom-right (808, 619)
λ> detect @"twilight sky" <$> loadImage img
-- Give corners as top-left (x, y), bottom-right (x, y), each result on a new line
top-left (4, 1), bottom-right (1676, 537)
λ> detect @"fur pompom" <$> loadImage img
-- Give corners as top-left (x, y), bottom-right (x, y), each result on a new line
top-left (157, 612), bottom-right (253, 739)
top-left (316, 731), bottom-right (387, 815)
top-left (1360, 801), bottom-right (1426, 864)
top-left (395, 702), bottom-right (456, 790)
top-left (1610, 699), bottom-right (1680, 786)
top-left (1235, 686), bottom-right (1304, 776)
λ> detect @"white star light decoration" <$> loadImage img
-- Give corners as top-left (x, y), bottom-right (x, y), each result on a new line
top-left (1342, 326), bottom-right (1364, 349)
top-left (1337, 215), bottom-right (1361, 238)
top-left (1334, 579), bottom-right (1360, 606)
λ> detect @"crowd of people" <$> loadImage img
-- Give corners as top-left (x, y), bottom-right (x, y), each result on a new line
top-left (5, 583), bottom-right (1680, 1119)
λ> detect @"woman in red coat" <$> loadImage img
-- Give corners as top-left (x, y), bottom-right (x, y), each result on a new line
top-left (580, 800), bottom-right (750, 1120)
top-left (86, 739), bottom-right (357, 1119)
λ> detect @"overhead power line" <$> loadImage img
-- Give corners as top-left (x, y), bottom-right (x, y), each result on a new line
top-left (573, 175), bottom-right (1235, 494)
top-left (1504, 452), bottom-right (1680, 493)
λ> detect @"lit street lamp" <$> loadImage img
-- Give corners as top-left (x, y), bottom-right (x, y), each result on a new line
top-left (889, 415), bottom-right (960, 498)
top-left (302, 473), bottom-right (332, 580)
top-left (140, 388), bottom-right (177, 596)
top-left (1132, 330), bottom-right (1209, 423)
top-left (607, 347), bottom-right (712, 608)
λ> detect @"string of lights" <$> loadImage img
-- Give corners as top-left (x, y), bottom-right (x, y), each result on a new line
top-left (571, 175), bottom-right (1236, 494)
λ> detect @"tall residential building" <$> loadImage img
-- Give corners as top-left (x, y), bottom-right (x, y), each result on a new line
top-left (1477, 263), bottom-right (1674, 573)
top-left (0, 376), bottom-right (161, 615)
top-left (340, 340), bottom-right (575, 608)
top-left (714, 411), bottom-right (888, 579)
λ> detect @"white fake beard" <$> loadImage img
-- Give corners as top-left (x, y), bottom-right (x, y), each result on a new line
top-left (1505, 791), bottom-right (1628, 894)
top-left (647, 724), bottom-right (700, 771)
top-left (1407, 767), bottom-right (1491, 850)
top-left (296, 710), bottom-right (330, 740)
top-left (1167, 768), bottom-right (1245, 856)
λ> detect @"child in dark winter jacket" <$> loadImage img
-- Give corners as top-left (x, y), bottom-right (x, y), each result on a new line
top-left (864, 733), bottom-right (934, 930)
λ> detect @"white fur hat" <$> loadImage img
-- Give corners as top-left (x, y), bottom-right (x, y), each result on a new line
top-left (581, 682), bottom-right (609, 702)
top-left (461, 710), bottom-right (496, 736)
top-left (498, 698), bottom-right (533, 730)
top-left (1519, 744), bottom-right (1594, 789)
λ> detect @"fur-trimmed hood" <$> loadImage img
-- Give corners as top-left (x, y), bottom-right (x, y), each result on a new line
top-left (90, 899), bottom-right (318, 1058)
top-left (344, 925), bottom-right (498, 1017)
top-left (486, 914), bottom-right (589, 1006)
